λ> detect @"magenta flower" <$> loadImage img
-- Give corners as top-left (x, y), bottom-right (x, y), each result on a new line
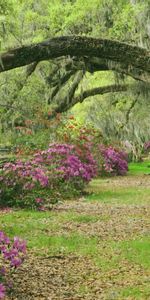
top-left (11, 257), bottom-right (22, 268)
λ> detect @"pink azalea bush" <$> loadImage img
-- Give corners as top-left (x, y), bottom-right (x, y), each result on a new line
top-left (0, 143), bottom-right (97, 208)
top-left (0, 160), bottom-right (49, 208)
top-left (98, 145), bottom-right (128, 176)
top-left (0, 231), bottom-right (26, 299)
top-left (34, 143), bottom-right (97, 182)
top-left (55, 115), bottom-right (128, 177)
top-left (0, 133), bottom-right (128, 209)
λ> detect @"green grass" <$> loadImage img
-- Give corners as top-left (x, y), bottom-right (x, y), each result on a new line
top-left (1, 161), bottom-right (150, 299)
top-left (120, 286), bottom-right (150, 299)
top-left (119, 237), bottom-right (150, 268)
top-left (128, 160), bottom-right (150, 175)
top-left (29, 234), bottom-right (98, 255)
top-left (86, 187), bottom-right (150, 204)
top-left (0, 210), bottom-right (60, 241)
top-left (58, 211), bottom-right (104, 223)
top-left (0, 210), bottom-right (98, 255)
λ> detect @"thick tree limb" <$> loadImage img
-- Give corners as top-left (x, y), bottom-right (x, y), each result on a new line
top-left (46, 64), bottom-right (60, 85)
top-left (72, 84), bottom-right (129, 106)
top-left (50, 56), bottom-right (149, 83)
top-left (0, 36), bottom-right (149, 81)
top-left (26, 61), bottom-right (38, 77)
top-left (82, 57), bottom-right (150, 83)
top-left (48, 69), bottom-right (76, 104)
top-left (50, 70), bottom-right (85, 117)
top-left (51, 69), bottom-right (76, 88)
top-left (52, 56), bottom-right (150, 82)
top-left (50, 83), bottom-right (129, 117)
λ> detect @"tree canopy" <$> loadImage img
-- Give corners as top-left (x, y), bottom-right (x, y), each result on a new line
top-left (0, 0), bottom-right (150, 146)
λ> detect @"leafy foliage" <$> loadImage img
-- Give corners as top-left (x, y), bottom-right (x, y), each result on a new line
top-left (0, 0), bottom-right (149, 144)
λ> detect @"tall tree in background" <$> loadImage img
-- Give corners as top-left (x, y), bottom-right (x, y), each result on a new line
top-left (0, 0), bottom-right (149, 145)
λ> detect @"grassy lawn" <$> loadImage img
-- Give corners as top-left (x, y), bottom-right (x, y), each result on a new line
top-left (0, 161), bottom-right (150, 299)
top-left (86, 187), bottom-right (150, 204)
top-left (128, 160), bottom-right (150, 175)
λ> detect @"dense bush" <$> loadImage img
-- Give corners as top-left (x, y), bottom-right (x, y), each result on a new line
top-left (55, 115), bottom-right (128, 176)
top-left (99, 145), bottom-right (128, 176)
top-left (55, 115), bottom-right (103, 154)
top-left (34, 143), bottom-right (97, 182)
top-left (0, 231), bottom-right (26, 299)
top-left (0, 115), bottom-right (129, 209)
top-left (0, 159), bottom-right (49, 208)
top-left (0, 143), bottom-right (97, 208)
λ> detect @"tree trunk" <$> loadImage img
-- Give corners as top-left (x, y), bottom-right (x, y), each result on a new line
top-left (0, 36), bottom-right (149, 82)
top-left (50, 83), bottom-right (129, 117)
top-left (72, 84), bottom-right (129, 105)
top-left (53, 70), bottom-right (84, 115)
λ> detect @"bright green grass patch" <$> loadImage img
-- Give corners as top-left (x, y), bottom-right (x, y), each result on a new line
top-left (97, 237), bottom-right (150, 273)
top-left (120, 285), bottom-right (150, 299)
top-left (71, 214), bottom-right (107, 223)
top-left (59, 212), bottom-right (106, 223)
top-left (119, 237), bottom-right (150, 269)
top-left (128, 160), bottom-right (150, 175)
top-left (0, 210), bottom-right (98, 255)
top-left (93, 247), bottom-right (120, 271)
top-left (93, 237), bottom-right (150, 272)
top-left (121, 287), bottom-right (141, 299)
top-left (85, 188), bottom-right (150, 204)
top-left (29, 234), bottom-right (98, 255)
top-left (0, 210), bottom-right (60, 240)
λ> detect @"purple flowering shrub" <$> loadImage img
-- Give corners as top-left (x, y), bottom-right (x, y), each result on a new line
top-left (98, 145), bottom-right (128, 176)
top-left (0, 143), bottom-right (97, 208)
top-left (28, 143), bottom-right (97, 203)
top-left (34, 143), bottom-right (97, 182)
top-left (0, 231), bottom-right (26, 299)
top-left (0, 160), bottom-right (49, 208)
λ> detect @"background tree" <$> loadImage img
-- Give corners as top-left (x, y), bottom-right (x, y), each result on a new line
top-left (0, 0), bottom-right (149, 154)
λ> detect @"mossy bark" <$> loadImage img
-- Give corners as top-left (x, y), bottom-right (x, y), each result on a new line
top-left (0, 36), bottom-right (149, 82)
